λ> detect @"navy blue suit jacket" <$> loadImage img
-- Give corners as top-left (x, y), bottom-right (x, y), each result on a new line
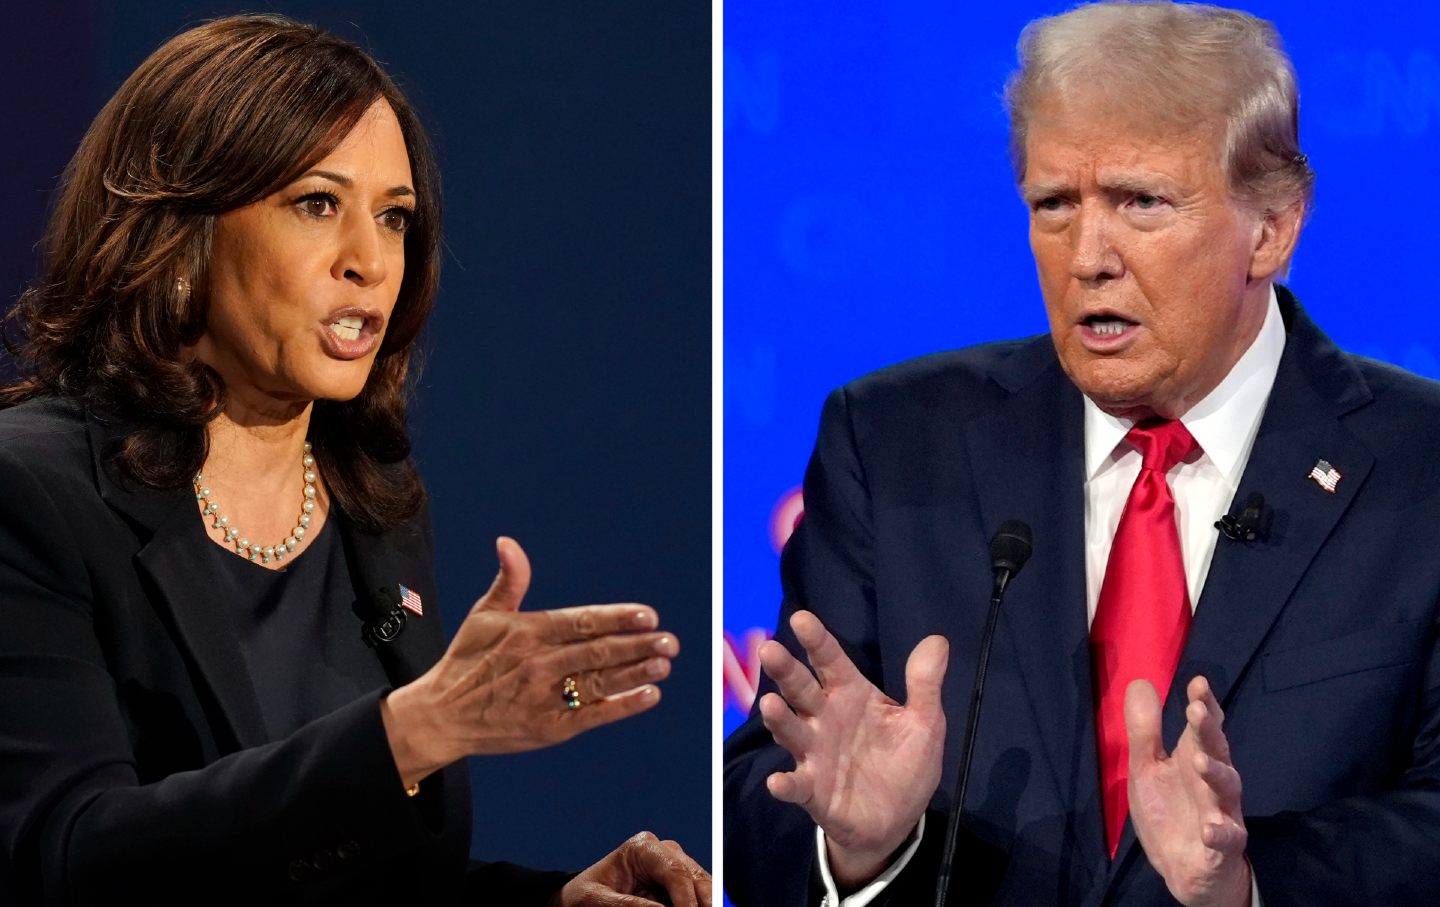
top-left (724, 290), bottom-right (1440, 906)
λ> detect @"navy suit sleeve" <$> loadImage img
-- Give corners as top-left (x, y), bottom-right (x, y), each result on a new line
top-left (725, 387), bottom-right (871, 907)
top-left (726, 388), bottom-right (941, 907)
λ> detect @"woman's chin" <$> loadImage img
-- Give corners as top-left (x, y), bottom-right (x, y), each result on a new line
top-left (305, 362), bottom-right (377, 403)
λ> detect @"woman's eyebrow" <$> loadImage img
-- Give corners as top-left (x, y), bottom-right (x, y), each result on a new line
top-left (298, 169), bottom-right (414, 198)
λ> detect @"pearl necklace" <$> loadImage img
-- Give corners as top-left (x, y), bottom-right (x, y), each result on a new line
top-left (194, 442), bottom-right (318, 565)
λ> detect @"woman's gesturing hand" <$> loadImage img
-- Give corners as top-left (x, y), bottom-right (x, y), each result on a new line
top-left (382, 537), bottom-right (678, 786)
top-left (550, 832), bottom-right (711, 907)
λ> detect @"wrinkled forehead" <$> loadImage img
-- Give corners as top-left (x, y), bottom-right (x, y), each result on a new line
top-left (1022, 89), bottom-right (1228, 182)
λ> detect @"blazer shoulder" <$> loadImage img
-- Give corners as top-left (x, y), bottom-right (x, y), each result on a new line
top-left (834, 334), bottom-right (1054, 423)
top-left (1338, 356), bottom-right (1440, 478)
top-left (1352, 355), bottom-right (1440, 417)
top-left (0, 396), bottom-right (92, 478)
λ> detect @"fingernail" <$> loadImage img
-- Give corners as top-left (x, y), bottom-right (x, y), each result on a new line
top-left (646, 657), bottom-right (667, 678)
top-left (642, 685), bottom-right (658, 698)
top-left (654, 635), bottom-right (674, 654)
top-left (633, 610), bottom-right (657, 629)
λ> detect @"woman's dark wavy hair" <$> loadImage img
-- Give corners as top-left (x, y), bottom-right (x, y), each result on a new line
top-left (1, 14), bottom-right (440, 533)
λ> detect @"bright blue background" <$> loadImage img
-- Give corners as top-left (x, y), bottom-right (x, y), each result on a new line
top-left (724, 4), bottom-right (1440, 901)
top-left (724, 0), bottom-right (1440, 738)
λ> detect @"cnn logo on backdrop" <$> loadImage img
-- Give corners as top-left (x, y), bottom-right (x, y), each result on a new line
top-left (722, 487), bottom-right (805, 715)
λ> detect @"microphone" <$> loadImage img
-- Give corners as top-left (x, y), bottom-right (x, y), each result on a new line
top-left (989, 521), bottom-right (1033, 598)
top-left (352, 585), bottom-right (408, 647)
top-left (935, 521), bottom-right (1033, 907)
top-left (1215, 492), bottom-right (1266, 542)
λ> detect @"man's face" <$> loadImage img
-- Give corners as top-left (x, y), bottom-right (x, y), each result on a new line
top-left (1023, 100), bottom-right (1276, 421)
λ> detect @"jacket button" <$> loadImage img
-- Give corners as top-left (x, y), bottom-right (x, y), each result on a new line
top-left (287, 859), bottom-right (312, 881)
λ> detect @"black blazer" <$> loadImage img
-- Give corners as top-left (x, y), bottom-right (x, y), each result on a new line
top-left (724, 290), bottom-right (1440, 906)
top-left (0, 397), bottom-right (570, 904)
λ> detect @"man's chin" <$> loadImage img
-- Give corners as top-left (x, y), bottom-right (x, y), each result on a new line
top-left (1055, 342), bottom-right (1186, 418)
top-left (1070, 375), bottom-right (1170, 422)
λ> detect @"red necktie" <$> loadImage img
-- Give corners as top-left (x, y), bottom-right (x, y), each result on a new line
top-left (1091, 419), bottom-right (1198, 858)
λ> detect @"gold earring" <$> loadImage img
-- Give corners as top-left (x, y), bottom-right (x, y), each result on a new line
top-left (176, 276), bottom-right (191, 302)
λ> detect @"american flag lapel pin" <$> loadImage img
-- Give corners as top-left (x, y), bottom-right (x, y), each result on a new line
top-left (1307, 458), bottom-right (1342, 493)
top-left (398, 583), bottom-right (424, 617)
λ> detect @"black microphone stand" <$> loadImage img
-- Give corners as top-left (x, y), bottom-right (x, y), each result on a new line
top-left (934, 522), bottom-right (1031, 907)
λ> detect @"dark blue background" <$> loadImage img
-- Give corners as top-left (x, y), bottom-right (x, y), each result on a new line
top-left (2, 0), bottom-right (710, 875)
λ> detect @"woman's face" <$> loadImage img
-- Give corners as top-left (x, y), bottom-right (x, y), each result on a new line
top-left (194, 98), bottom-right (415, 409)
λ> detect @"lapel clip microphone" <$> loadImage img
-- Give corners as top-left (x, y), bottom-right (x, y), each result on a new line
top-left (353, 584), bottom-right (407, 647)
top-left (1215, 492), bottom-right (1266, 542)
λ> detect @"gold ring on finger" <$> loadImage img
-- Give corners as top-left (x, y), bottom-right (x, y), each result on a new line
top-left (562, 674), bottom-right (584, 710)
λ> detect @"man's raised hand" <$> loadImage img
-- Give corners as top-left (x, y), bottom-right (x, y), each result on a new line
top-left (758, 610), bottom-right (949, 890)
top-left (1126, 676), bottom-right (1252, 907)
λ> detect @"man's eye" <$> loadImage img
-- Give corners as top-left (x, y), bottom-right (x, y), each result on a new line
top-left (1036, 197), bottom-right (1066, 212)
top-left (1133, 194), bottom-right (1164, 210)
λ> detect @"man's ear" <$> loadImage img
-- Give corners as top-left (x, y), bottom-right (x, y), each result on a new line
top-left (1248, 201), bottom-right (1303, 281)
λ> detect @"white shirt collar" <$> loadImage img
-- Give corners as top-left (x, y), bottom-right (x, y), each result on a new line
top-left (1082, 285), bottom-right (1286, 481)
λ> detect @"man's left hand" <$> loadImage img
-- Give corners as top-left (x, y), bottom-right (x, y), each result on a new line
top-left (550, 831), bottom-right (711, 907)
top-left (1126, 676), bottom-right (1252, 907)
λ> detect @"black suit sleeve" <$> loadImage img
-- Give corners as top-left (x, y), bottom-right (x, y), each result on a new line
top-left (0, 446), bottom-right (468, 902)
top-left (725, 388), bottom-right (942, 907)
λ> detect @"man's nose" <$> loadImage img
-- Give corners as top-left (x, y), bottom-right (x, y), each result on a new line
top-left (1070, 204), bottom-right (1123, 283)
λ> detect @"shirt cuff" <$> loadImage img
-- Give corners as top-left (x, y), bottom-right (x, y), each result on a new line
top-left (814, 815), bottom-right (925, 907)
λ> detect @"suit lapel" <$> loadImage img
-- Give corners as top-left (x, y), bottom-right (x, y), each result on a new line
top-left (1105, 293), bottom-right (1375, 875)
top-left (1165, 298), bottom-right (1374, 722)
top-left (963, 340), bottom-right (1109, 879)
top-left (89, 409), bottom-right (442, 753)
top-left (337, 511), bottom-right (443, 687)
top-left (1171, 423), bottom-right (1371, 713)
top-left (88, 411), bottom-right (268, 752)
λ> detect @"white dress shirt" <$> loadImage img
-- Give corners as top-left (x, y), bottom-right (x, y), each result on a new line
top-left (1083, 286), bottom-right (1285, 622)
top-left (815, 287), bottom-right (1285, 907)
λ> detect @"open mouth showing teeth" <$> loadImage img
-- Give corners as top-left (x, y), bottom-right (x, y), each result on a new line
top-left (1084, 316), bottom-right (1135, 337)
top-left (331, 315), bottom-right (365, 341)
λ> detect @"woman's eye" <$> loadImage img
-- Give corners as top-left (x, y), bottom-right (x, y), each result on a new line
top-left (297, 193), bottom-right (338, 217)
top-left (379, 208), bottom-right (414, 234)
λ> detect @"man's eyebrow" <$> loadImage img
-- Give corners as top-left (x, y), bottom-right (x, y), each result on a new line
top-left (297, 169), bottom-right (415, 198)
top-left (1097, 173), bottom-right (1180, 196)
top-left (1020, 181), bottom-right (1070, 205)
